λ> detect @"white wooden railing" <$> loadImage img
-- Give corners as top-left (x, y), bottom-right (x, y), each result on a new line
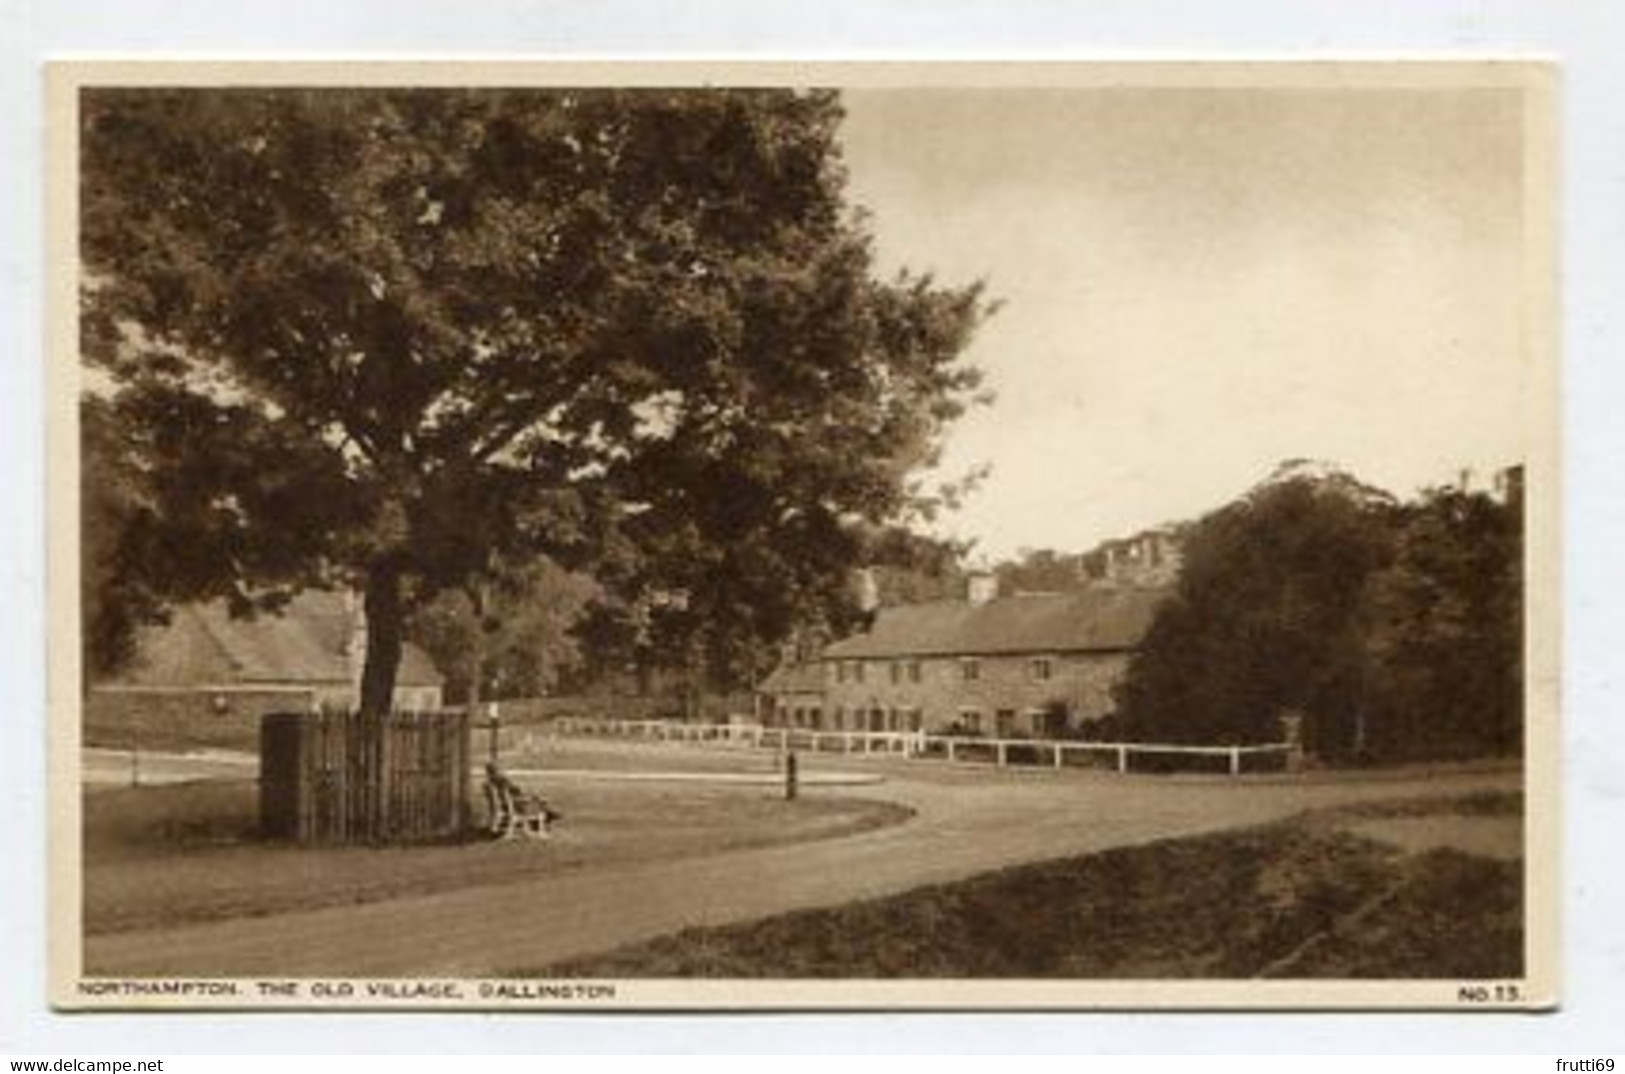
top-left (542, 716), bottom-right (1296, 776)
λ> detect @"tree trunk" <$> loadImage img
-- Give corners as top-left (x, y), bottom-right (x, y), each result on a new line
top-left (464, 580), bottom-right (486, 715)
top-left (359, 565), bottom-right (405, 718)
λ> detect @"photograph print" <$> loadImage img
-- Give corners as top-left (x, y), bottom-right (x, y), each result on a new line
top-left (51, 61), bottom-right (1558, 1009)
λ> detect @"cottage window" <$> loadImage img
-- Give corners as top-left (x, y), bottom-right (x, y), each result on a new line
top-left (853, 661), bottom-right (866, 685)
top-left (1031, 656), bottom-right (1054, 681)
top-left (907, 659), bottom-right (922, 683)
top-left (961, 658), bottom-right (980, 682)
top-left (890, 661), bottom-right (903, 685)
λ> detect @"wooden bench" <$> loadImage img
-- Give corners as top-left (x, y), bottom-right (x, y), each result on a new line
top-left (482, 763), bottom-right (560, 839)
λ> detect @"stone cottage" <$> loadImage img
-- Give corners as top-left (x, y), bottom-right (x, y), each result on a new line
top-left (760, 551), bottom-right (1172, 740)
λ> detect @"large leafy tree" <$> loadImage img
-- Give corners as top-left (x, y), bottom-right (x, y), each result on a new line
top-left (1116, 464), bottom-right (1524, 764)
top-left (82, 88), bottom-right (989, 714)
top-left (1362, 484), bottom-right (1523, 760)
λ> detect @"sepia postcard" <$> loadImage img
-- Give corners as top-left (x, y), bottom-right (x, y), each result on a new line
top-left (46, 60), bottom-right (1559, 1011)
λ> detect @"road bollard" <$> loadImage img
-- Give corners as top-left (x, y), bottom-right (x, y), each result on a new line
top-left (785, 750), bottom-right (799, 800)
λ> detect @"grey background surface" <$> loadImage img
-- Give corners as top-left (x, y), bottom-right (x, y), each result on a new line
top-left (4, 0), bottom-right (1621, 1053)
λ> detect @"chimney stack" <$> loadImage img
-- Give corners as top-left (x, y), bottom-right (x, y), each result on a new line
top-left (1101, 545), bottom-right (1123, 586)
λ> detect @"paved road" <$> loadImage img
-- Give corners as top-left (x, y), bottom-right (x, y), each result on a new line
top-left (82, 759), bottom-right (1519, 978)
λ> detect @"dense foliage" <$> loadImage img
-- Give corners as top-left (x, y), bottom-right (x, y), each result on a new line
top-left (1361, 486), bottom-right (1524, 760)
top-left (408, 556), bottom-right (601, 706)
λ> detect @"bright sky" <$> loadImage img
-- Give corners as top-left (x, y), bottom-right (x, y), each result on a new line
top-left (838, 87), bottom-right (1530, 560)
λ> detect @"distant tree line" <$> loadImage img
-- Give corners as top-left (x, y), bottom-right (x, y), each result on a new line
top-left (1113, 469), bottom-right (1523, 764)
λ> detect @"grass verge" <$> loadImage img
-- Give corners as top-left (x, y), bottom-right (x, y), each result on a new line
top-left (84, 779), bottom-right (912, 935)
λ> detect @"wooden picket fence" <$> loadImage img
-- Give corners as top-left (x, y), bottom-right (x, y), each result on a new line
top-left (259, 709), bottom-right (473, 844)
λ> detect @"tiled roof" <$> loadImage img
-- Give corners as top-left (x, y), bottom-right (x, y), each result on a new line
top-left (759, 660), bottom-right (826, 695)
top-left (110, 590), bottom-right (444, 688)
top-left (821, 586), bottom-right (1169, 660)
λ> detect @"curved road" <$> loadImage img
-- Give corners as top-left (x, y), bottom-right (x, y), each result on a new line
top-left (82, 754), bottom-right (1519, 978)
